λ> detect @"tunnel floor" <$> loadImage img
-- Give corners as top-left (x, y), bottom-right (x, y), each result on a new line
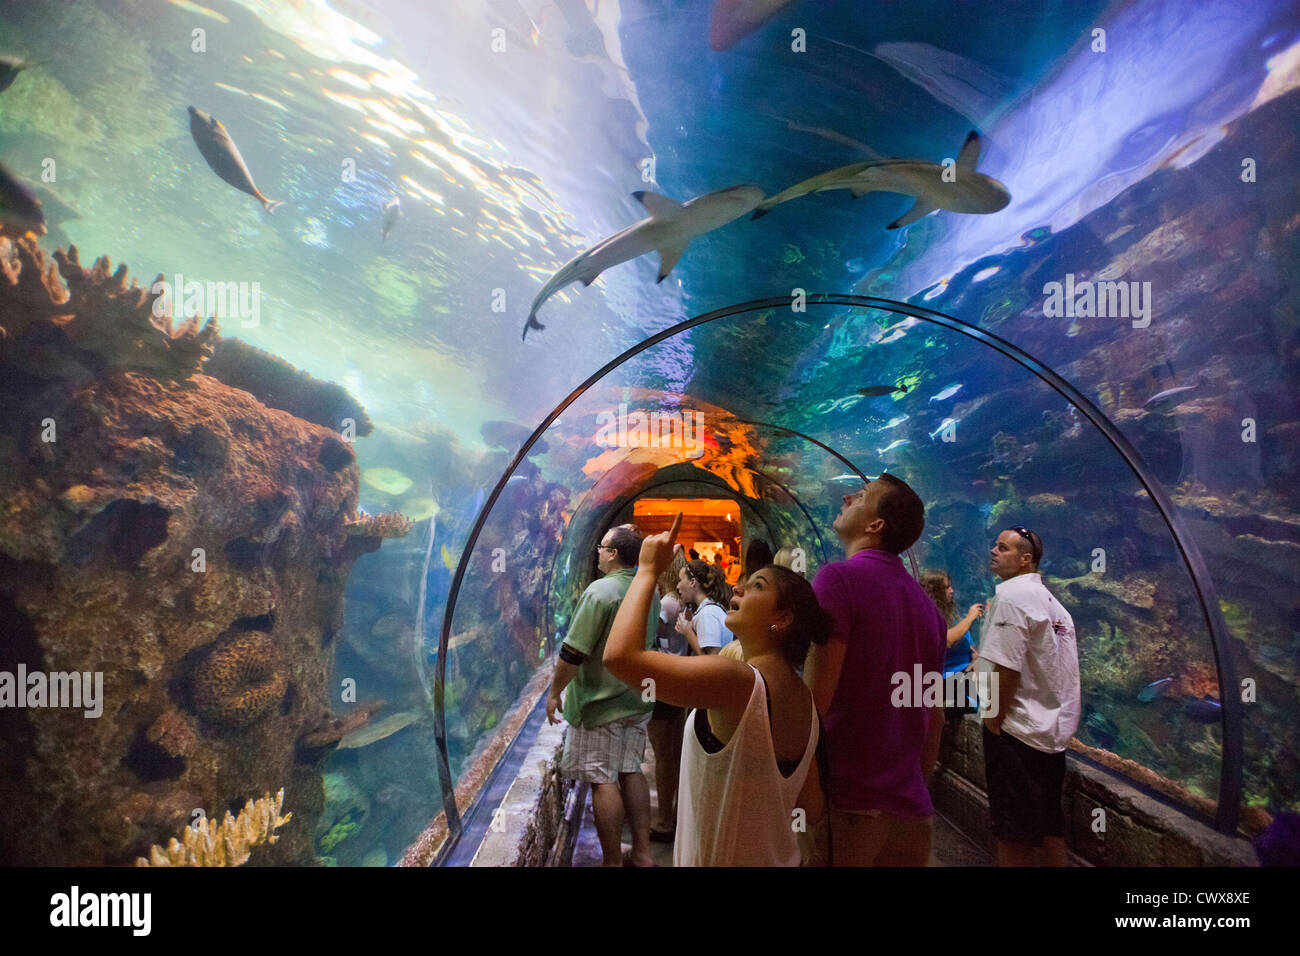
top-left (569, 742), bottom-right (995, 867)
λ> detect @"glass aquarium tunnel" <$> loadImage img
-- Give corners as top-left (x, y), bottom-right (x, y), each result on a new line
top-left (0, 0), bottom-right (1295, 869)
top-left (425, 296), bottom-right (1250, 862)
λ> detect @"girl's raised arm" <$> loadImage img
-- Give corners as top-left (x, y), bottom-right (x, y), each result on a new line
top-left (604, 513), bottom-right (752, 713)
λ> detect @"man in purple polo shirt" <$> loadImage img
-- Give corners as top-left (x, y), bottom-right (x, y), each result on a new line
top-left (805, 473), bottom-right (947, 866)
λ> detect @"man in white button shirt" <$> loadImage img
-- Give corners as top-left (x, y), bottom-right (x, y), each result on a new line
top-left (976, 526), bottom-right (1080, 866)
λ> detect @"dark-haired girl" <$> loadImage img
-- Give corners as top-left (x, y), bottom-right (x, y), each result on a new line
top-left (675, 559), bottom-right (734, 655)
top-left (605, 514), bottom-right (831, 866)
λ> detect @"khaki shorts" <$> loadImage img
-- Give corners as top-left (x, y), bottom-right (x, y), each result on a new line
top-left (560, 713), bottom-right (651, 784)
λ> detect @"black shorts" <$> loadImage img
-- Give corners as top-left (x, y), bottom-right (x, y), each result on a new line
top-left (982, 726), bottom-right (1066, 845)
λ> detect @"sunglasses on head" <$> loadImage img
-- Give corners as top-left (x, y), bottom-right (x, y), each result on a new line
top-left (1008, 526), bottom-right (1041, 563)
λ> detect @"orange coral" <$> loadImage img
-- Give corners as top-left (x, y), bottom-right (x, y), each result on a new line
top-left (1179, 661), bottom-right (1220, 700)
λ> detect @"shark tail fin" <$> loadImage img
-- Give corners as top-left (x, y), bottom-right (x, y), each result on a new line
top-left (263, 198), bottom-right (286, 215)
top-left (632, 190), bottom-right (682, 219)
top-left (956, 130), bottom-right (981, 173)
top-left (522, 313), bottom-right (545, 341)
top-left (886, 197), bottom-right (936, 230)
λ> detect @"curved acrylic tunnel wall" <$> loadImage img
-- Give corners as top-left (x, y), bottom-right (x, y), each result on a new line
top-left (2, 0), bottom-right (1295, 872)
top-left (349, 297), bottom-right (1268, 866)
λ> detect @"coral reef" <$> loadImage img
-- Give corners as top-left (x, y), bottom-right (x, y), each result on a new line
top-left (191, 631), bottom-right (287, 730)
top-left (0, 241), bottom-right (397, 865)
top-left (204, 337), bottom-right (374, 437)
top-left (136, 789), bottom-right (291, 866)
top-left (0, 239), bottom-right (219, 380)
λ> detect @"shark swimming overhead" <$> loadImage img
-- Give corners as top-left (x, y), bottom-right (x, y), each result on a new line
top-left (752, 130), bottom-right (1010, 229)
top-left (522, 185), bottom-right (766, 340)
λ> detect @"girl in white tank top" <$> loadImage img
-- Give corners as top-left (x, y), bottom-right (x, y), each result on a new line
top-left (676, 664), bottom-right (817, 865)
top-left (604, 518), bottom-right (833, 866)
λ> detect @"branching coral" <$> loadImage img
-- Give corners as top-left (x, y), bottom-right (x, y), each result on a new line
top-left (135, 789), bottom-right (291, 866)
top-left (191, 631), bottom-right (286, 729)
top-left (0, 238), bottom-right (219, 378)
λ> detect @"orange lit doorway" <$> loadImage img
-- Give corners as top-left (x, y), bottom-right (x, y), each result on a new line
top-left (632, 498), bottom-right (742, 583)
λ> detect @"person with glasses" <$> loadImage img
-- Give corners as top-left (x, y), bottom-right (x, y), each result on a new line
top-left (978, 527), bottom-right (1080, 867)
top-left (547, 524), bottom-right (661, 866)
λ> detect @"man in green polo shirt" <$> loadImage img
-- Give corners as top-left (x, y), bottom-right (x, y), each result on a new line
top-left (547, 524), bottom-right (660, 867)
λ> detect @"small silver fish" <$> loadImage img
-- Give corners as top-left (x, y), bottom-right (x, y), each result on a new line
top-left (381, 196), bottom-right (401, 240)
top-left (930, 383), bottom-right (963, 402)
top-left (0, 162), bottom-right (45, 238)
top-left (882, 415), bottom-right (909, 429)
top-left (877, 438), bottom-right (910, 454)
top-left (929, 417), bottom-right (959, 439)
top-left (187, 106), bottom-right (284, 213)
top-left (1143, 385), bottom-right (1196, 410)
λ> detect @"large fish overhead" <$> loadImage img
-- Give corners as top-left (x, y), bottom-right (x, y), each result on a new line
top-left (187, 106), bottom-right (284, 213)
top-left (752, 131), bottom-right (1009, 229)
top-left (522, 184), bottom-right (765, 339)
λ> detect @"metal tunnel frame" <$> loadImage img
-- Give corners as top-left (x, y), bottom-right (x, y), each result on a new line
top-left (428, 294), bottom-right (1242, 858)
top-left (733, 418), bottom-right (921, 579)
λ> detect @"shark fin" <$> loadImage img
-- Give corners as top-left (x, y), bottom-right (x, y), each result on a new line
top-left (656, 240), bottom-right (688, 282)
top-left (956, 130), bottom-right (981, 173)
top-left (886, 197), bottom-right (937, 230)
top-left (632, 191), bottom-right (682, 219)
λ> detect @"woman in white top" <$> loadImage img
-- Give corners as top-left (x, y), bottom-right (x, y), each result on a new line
top-left (605, 514), bottom-right (832, 866)
top-left (675, 559), bottom-right (734, 654)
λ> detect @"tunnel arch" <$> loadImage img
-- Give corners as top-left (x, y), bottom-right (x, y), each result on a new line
top-left (429, 294), bottom-right (1243, 853)
top-left (546, 465), bottom-right (822, 645)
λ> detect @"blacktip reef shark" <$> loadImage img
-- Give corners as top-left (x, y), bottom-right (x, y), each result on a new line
top-left (522, 184), bottom-right (765, 339)
top-left (752, 130), bottom-right (1010, 229)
